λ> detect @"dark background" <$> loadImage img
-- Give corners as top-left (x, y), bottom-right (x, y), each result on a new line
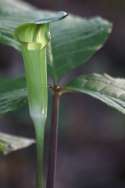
top-left (0, 0), bottom-right (125, 188)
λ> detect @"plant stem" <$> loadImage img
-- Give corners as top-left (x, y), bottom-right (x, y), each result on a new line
top-left (46, 88), bottom-right (60, 188)
top-left (34, 118), bottom-right (46, 188)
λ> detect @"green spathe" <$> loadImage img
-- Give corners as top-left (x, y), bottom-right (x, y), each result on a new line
top-left (15, 23), bottom-right (50, 48)
top-left (15, 23), bottom-right (50, 188)
top-left (22, 45), bottom-right (47, 122)
top-left (15, 23), bottom-right (49, 121)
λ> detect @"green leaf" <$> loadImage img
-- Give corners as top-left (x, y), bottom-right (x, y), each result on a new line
top-left (50, 16), bottom-right (112, 80)
top-left (0, 0), bottom-right (67, 26)
top-left (0, 0), bottom-right (112, 82)
top-left (64, 74), bottom-right (125, 114)
top-left (0, 132), bottom-right (34, 155)
top-left (0, 77), bottom-right (27, 115)
top-left (0, 0), bottom-right (67, 49)
top-left (0, 77), bottom-right (53, 115)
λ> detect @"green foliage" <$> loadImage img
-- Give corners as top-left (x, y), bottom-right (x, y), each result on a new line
top-left (0, 0), bottom-right (66, 50)
top-left (65, 74), bottom-right (125, 114)
top-left (0, 132), bottom-right (34, 155)
top-left (0, 77), bottom-right (27, 114)
top-left (0, 77), bottom-right (53, 117)
top-left (1, 0), bottom-right (123, 160)
top-left (50, 16), bottom-right (112, 81)
top-left (0, 0), bottom-right (113, 116)
top-left (2, 73), bottom-right (125, 117)
top-left (1, 2), bottom-right (125, 188)
top-left (0, 0), bottom-right (112, 82)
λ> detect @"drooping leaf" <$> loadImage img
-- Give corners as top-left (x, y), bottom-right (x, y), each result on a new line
top-left (0, 77), bottom-right (27, 114)
top-left (64, 74), bottom-right (125, 114)
top-left (0, 0), bottom-right (67, 49)
top-left (0, 132), bottom-right (34, 155)
top-left (0, 0), bottom-right (112, 82)
top-left (0, 0), bottom-right (67, 27)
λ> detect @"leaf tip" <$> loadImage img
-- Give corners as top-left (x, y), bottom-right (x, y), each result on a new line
top-left (35, 11), bottom-right (68, 24)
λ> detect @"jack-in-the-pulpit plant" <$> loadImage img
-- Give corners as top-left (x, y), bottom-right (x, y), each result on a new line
top-left (14, 14), bottom-right (67, 188)
top-left (15, 23), bottom-right (50, 188)
top-left (1, 1), bottom-right (125, 188)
